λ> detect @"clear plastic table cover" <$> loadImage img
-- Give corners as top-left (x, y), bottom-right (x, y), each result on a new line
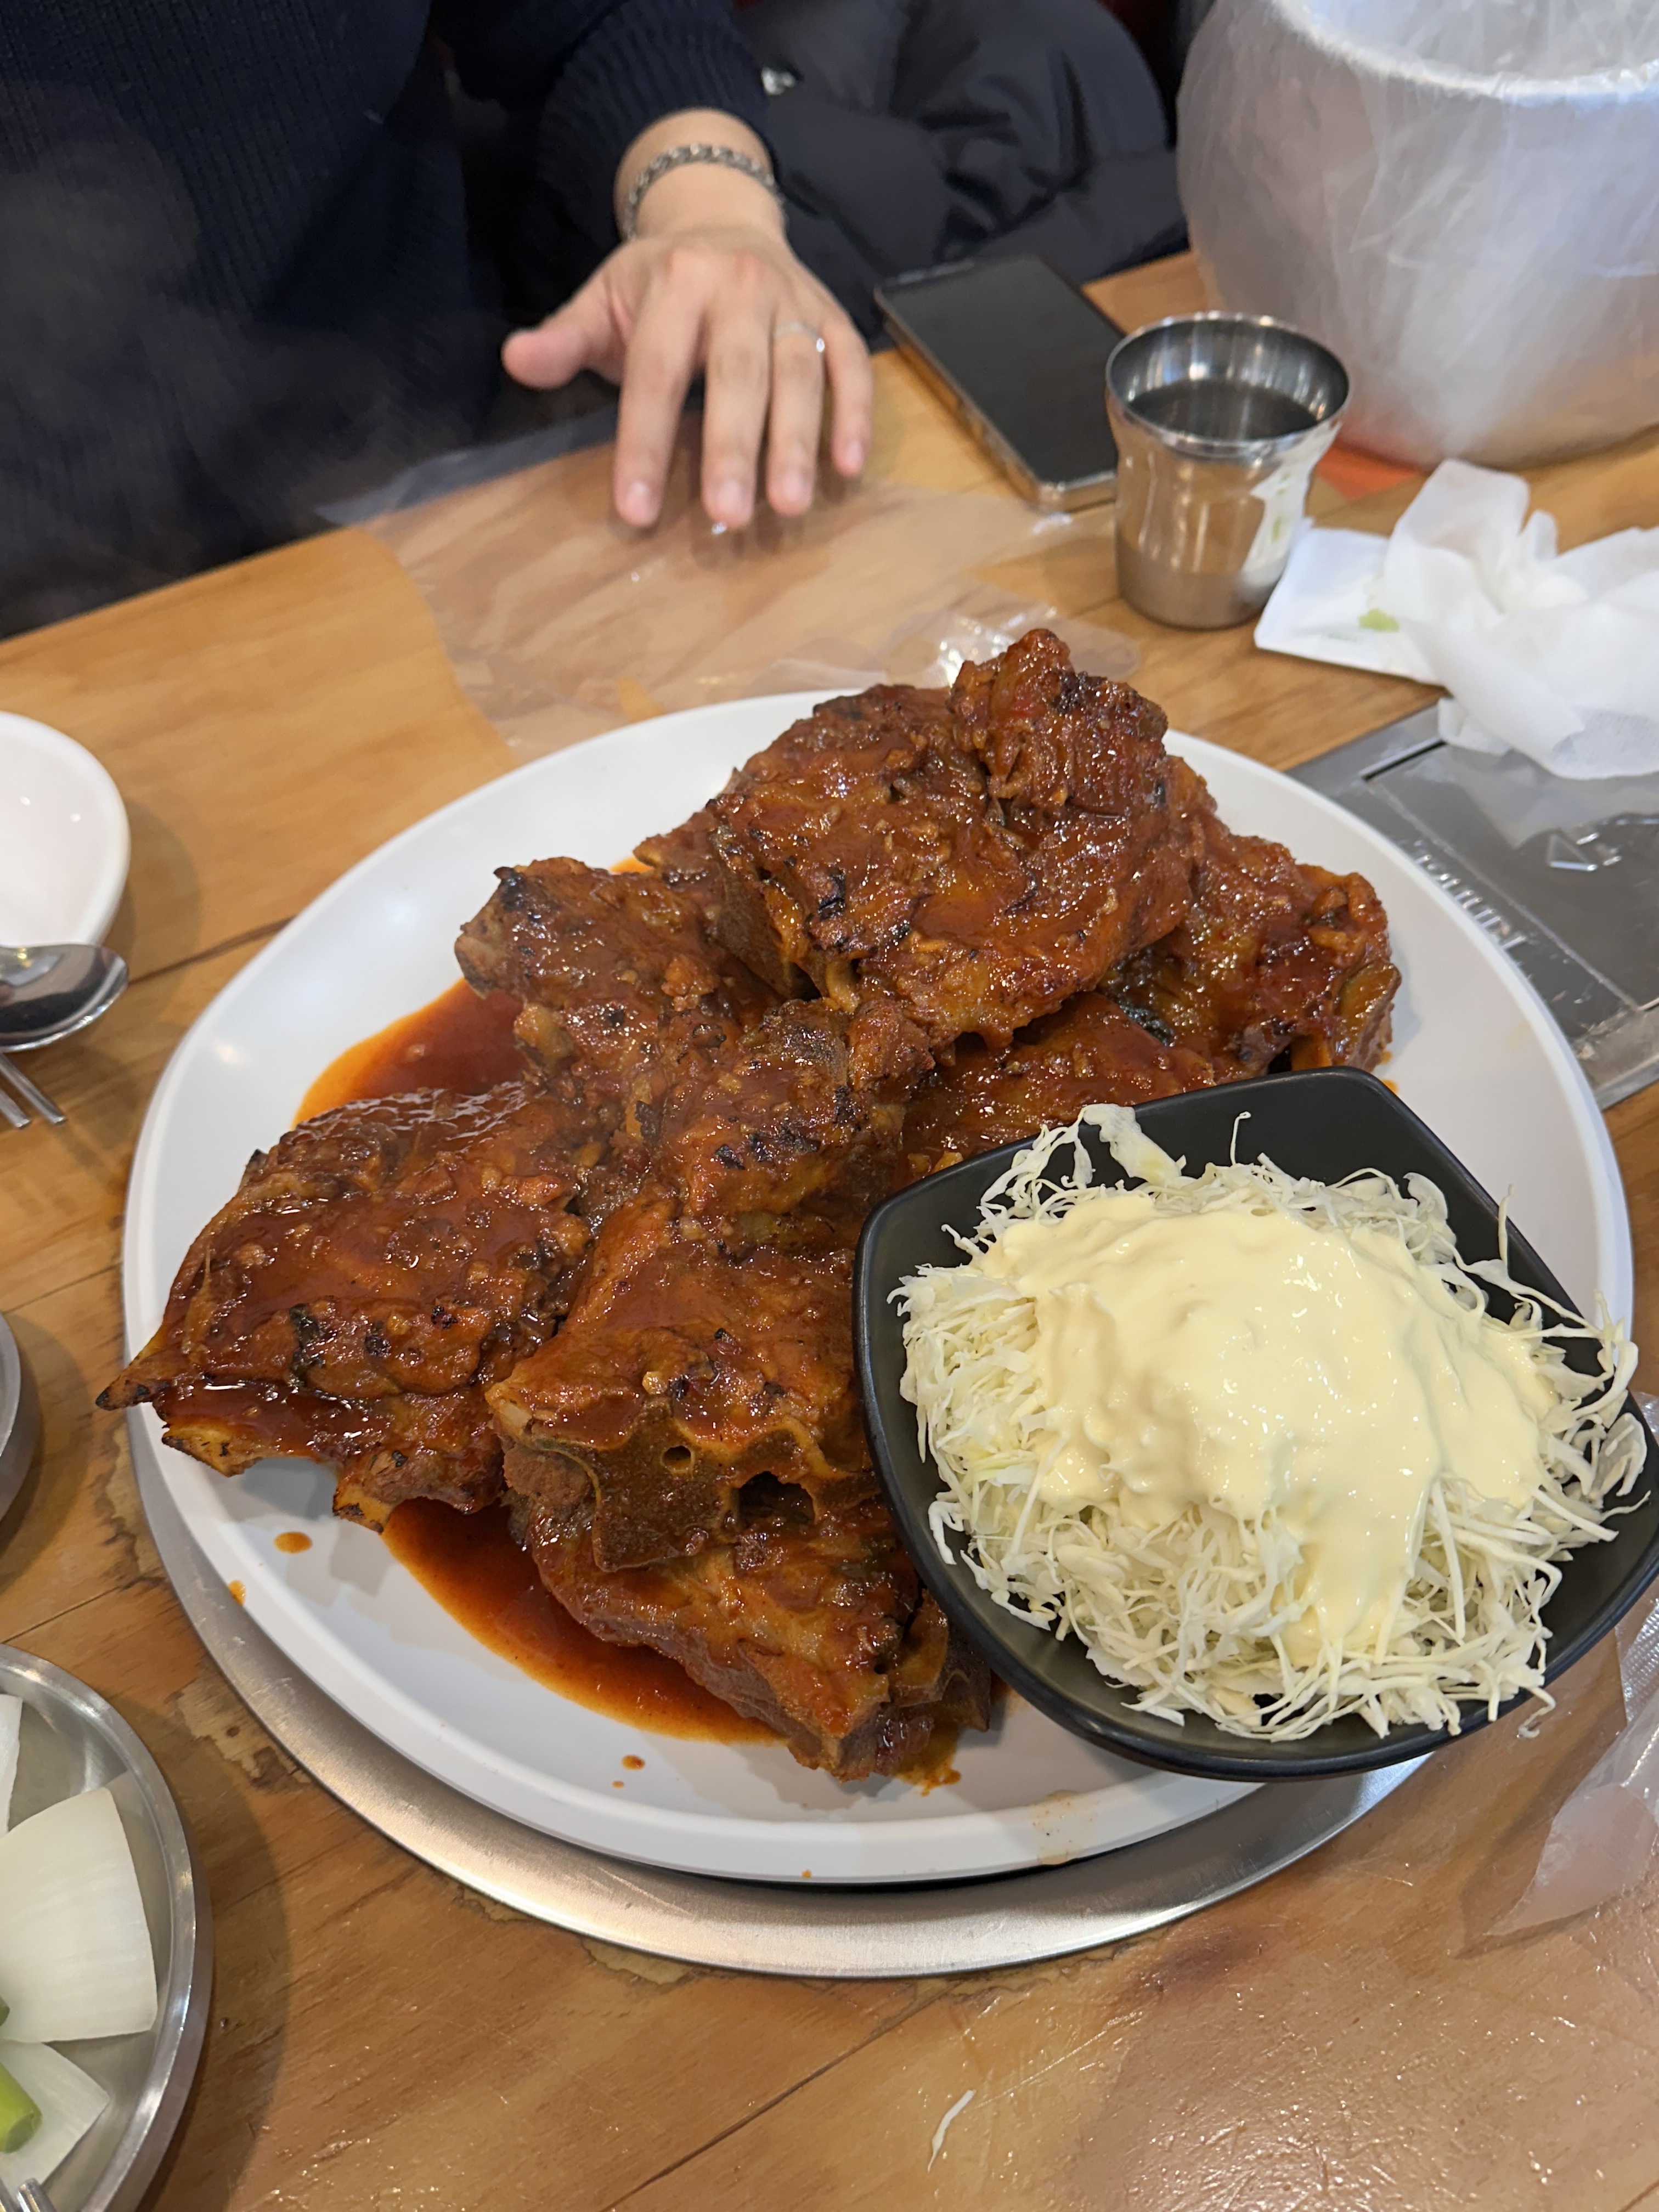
top-left (367, 449), bottom-right (1137, 760)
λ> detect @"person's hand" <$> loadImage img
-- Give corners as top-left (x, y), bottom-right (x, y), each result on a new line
top-left (501, 123), bottom-right (871, 532)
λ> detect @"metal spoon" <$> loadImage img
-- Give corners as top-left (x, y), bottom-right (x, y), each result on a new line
top-left (0, 943), bottom-right (129, 1127)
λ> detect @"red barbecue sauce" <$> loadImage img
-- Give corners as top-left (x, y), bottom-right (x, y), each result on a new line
top-left (381, 1496), bottom-right (771, 1742)
top-left (298, 979), bottom-right (524, 1118)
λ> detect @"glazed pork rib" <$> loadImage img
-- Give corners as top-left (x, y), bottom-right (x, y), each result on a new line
top-left (1114, 810), bottom-right (1398, 1076)
top-left (101, 1082), bottom-right (596, 1523)
top-left (454, 851), bottom-right (784, 1206)
top-left (902, 992), bottom-right (1226, 1177)
top-left (706, 628), bottom-right (1206, 1047)
top-left (455, 854), bottom-right (775, 1094)
top-left (488, 996), bottom-right (981, 1776)
top-left (500, 1201), bottom-right (991, 1780)
top-left (901, 819), bottom-right (1400, 1172)
top-left (489, 997), bottom-right (930, 1571)
top-left (495, 1207), bottom-right (868, 1570)
top-left (522, 1483), bottom-right (991, 1780)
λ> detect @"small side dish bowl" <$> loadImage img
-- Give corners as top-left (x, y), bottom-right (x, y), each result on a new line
top-left (0, 713), bottom-right (130, 949)
top-left (855, 1068), bottom-right (1659, 1781)
top-left (0, 1645), bottom-right (211, 2211)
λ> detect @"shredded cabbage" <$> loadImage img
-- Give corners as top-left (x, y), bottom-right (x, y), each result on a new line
top-left (898, 1106), bottom-right (1646, 1740)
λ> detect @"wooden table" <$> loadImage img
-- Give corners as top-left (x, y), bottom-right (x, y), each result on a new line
top-left (3, 254), bottom-right (1658, 2212)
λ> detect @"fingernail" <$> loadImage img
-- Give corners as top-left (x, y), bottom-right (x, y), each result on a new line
top-left (843, 440), bottom-right (867, 475)
top-left (711, 478), bottom-right (748, 522)
top-left (775, 469), bottom-right (811, 509)
top-left (619, 481), bottom-right (653, 524)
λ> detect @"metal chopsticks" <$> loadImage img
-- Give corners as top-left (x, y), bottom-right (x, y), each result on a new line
top-left (0, 1053), bottom-right (65, 1128)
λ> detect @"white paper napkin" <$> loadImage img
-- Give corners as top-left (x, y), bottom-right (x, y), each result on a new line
top-left (1256, 459), bottom-right (1659, 779)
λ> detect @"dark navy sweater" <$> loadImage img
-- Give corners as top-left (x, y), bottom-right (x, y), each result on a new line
top-left (0, 2), bottom-right (768, 632)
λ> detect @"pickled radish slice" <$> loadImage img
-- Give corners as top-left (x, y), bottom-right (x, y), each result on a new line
top-left (0, 1787), bottom-right (157, 2041)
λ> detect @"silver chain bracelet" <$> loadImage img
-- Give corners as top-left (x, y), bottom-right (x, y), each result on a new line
top-left (619, 143), bottom-right (785, 241)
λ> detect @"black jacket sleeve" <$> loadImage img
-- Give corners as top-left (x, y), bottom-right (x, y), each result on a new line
top-left (436, 0), bottom-right (771, 250)
top-left (742, 0), bottom-right (1183, 337)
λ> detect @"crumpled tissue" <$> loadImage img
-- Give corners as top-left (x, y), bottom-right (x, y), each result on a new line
top-left (1255, 460), bottom-right (1659, 779)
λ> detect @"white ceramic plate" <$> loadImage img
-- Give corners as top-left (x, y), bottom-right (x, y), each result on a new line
top-left (121, 697), bottom-right (1631, 1884)
top-left (0, 712), bottom-right (130, 948)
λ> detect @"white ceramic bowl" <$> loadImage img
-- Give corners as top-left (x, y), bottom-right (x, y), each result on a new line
top-left (0, 714), bottom-right (129, 947)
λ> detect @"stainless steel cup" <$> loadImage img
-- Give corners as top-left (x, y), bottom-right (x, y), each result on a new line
top-left (1106, 313), bottom-right (1349, 629)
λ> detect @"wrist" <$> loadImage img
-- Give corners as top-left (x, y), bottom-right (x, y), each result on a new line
top-left (631, 161), bottom-right (786, 243)
top-left (614, 109), bottom-right (781, 241)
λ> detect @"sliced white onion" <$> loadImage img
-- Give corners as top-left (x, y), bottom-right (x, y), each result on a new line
top-left (0, 2039), bottom-right (111, 2190)
top-left (0, 1787), bottom-right (157, 2042)
top-left (0, 1697), bottom-right (19, 1831)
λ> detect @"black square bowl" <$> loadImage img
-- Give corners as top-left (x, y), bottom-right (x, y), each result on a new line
top-left (855, 1066), bottom-right (1658, 1781)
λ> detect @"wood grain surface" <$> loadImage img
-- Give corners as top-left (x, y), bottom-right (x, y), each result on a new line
top-left (3, 255), bottom-right (1658, 2212)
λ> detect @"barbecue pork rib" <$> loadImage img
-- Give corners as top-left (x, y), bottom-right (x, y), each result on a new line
top-left (456, 855), bottom-right (775, 1092)
top-left (487, 988), bottom-right (978, 1774)
top-left (901, 820), bottom-right (1398, 1172)
top-left (1113, 810), bottom-right (1398, 1075)
top-left (493, 1199), bottom-right (870, 1568)
top-left (101, 1082), bottom-right (596, 1524)
top-left (901, 992), bottom-right (1227, 1177)
top-left (521, 1480), bottom-right (991, 1779)
top-left (706, 628), bottom-right (1206, 1047)
top-left (489, 996), bottom-right (930, 1568)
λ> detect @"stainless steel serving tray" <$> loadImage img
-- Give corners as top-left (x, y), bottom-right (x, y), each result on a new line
top-left (134, 1435), bottom-right (1421, 1979)
top-left (1294, 709), bottom-right (1659, 1106)
top-left (0, 1646), bottom-right (211, 2211)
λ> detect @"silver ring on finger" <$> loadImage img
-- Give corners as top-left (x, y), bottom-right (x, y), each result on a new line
top-left (772, 319), bottom-right (826, 355)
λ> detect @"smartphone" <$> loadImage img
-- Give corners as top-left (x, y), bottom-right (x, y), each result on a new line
top-left (875, 257), bottom-right (1124, 510)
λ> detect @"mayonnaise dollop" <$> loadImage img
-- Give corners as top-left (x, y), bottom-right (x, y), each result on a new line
top-left (981, 1187), bottom-right (1554, 1656)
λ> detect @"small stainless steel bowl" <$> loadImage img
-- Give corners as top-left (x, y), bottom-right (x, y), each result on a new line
top-left (0, 1645), bottom-right (211, 2211)
top-left (0, 1316), bottom-right (38, 1530)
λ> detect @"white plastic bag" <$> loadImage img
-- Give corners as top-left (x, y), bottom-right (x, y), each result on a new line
top-left (1178, 0), bottom-right (1659, 466)
top-left (1493, 1389), bottom-right (1659, 1935)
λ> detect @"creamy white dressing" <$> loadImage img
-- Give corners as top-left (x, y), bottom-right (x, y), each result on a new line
top-left (981, 1187), bottom-right (1554, 1657)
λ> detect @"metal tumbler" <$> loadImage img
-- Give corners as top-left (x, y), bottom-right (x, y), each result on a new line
top-left (1106, 314), bottom-right (1349, 630)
